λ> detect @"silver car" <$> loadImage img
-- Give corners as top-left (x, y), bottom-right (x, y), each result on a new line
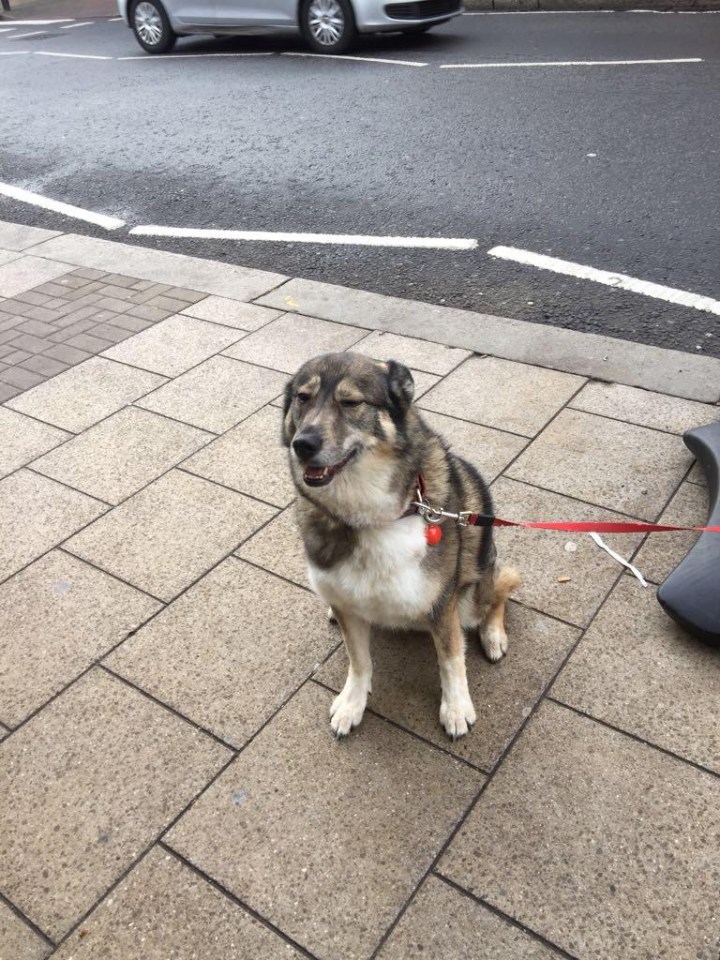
top-left (117, 0), bottom-right (463, 55)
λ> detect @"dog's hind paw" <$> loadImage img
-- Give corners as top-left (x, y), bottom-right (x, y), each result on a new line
top-left (440, 697), bottom-right (476, 741)
top-left (480, 623), bottom-right (508, 663)
top-left (330, 682), bottom-right (369, 738)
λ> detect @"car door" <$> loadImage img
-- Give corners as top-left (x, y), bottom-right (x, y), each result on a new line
top-left (213, 0), bottom-right (296, 27)
top-left (169, 0), bottom-right (218, 26)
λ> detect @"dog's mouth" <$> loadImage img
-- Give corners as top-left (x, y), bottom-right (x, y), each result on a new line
top-left (303, 448), bottom-right (359, 487)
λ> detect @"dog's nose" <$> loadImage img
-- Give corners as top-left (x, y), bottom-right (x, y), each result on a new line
top-left (292, 430), bottom-right (323, 461)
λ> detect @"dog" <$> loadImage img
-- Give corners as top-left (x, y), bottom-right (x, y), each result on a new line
top-left (282, 352), bottom-right (521, 740)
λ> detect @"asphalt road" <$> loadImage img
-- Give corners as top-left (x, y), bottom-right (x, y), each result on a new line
top-left (2, 11), bottom-right (719, 356)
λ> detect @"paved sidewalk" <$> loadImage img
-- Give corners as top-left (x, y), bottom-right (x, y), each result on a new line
top-left (0, 219), bottom-right (718, 960)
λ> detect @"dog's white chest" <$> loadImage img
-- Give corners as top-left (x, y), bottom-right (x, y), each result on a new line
top-left (308, 516), bottom-right (435, 627)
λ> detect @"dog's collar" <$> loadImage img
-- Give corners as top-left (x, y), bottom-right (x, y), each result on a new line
top-left (404, 474), bottom-right (494, 531)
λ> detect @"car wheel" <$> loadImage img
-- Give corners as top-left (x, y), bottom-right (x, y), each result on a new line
top-left (301, 0), bottom-right (356, 55)
top-left (131, 0), bottom-right (176, 54)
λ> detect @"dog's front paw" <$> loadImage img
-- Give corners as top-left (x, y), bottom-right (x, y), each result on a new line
top-left (440, 696), bottom-right (476, 741)
top-left (330, 679), bottom-right (370, 738)
top-left (480, 623), bottom-right (508, 663)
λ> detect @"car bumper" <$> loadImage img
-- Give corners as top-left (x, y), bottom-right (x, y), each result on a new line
top-left (355, 0), bottom-right (464, 31)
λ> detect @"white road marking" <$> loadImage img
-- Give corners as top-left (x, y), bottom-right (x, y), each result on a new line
top-left (131, 225), bottom-right (477, 251)
top-left (61, 21), bottom-right (93, 29)
top-left (0, 182), bottom-right (125, 231)
top-left (488, 245), bottom-right (720, 317)
top-left (117, 51), bottom-right (274, 60)
top-left (282, 51), bottom-right (427, 67)
top-left (441, 58), bottom-right (703, 69)
top-left (35, 51), bottom-right (112, 60)
top-left (0, 18), bottom-right (74, 24)
top-left (11, 31), bottom-right (52, 39)
top-left (0, 27), bottom-right (17, 32)
top-left (0, 50), bottom-right (29, 55)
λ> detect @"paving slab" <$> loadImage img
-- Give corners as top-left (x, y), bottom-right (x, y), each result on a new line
top-left (223, 313), bottom-right (367, 374)
top-left (552, 577), bottom-right (720, 774)
top-left (378, 875), bottom-right (562, 960)
top-left (0, 250), bottom-right (21, 268)
top-left (439, 700), bottom-right (720, 960)
top-left (52, 847), bottom-right (302, 960)
top-left (570, 381), bottom-right (719, 435)
top-left (507, 408), bottom-right (692, 521)
top-left (0, 220), bottom-right (60, 253)
top-left (0, 257), bottom-right (72, 299)
top-left (107, 559), bottom-right (337, 748)
top-left (180, 296), bottom-right (283, 331)
top-left (166, 682), bottom-right (484, 960)
top-left (32, 407), bottom-right (212, 505)
top-left (31, 234), bottom-right (286, 301)
top-left (235, 505), bottom-right (307, 587)
top-left (0, 902), bottom-right (50, 960)
top-left (633, 480), bottom-right (708, 585)
top-left (6, 356), bottom-right (167, 433)
top-left (0, 669), bottom-right (230, 942)
top-left (418, 356), bottom-right (584, 437)
top-left (66, 470), bottom-right (276, 601)
top-left (350, 330), bottom-right (471, 376)
top-left (183, 405), bottom-right (296, 507)
top-left (420, 410), bottom-right (527, 483)
top-left (136, 356), bottom-right (288, 434)
top-left (256, 278), bottom-right (720, 403)
top-left (0, 406), bottom-right (70, 480)
top-left (317, 602), bottom-right (579, 771)
top-left (491, 477), bottom-right (645, 627)
top-left (102, 315), bottom-right (244, 378)
top-left (0, 551), bottom-right (160, 728)
top-left (0, 470), bottom-right (106, 584)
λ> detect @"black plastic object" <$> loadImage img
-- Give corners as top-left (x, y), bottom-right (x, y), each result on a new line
top-left (657, 421), bottom-right (720, 646)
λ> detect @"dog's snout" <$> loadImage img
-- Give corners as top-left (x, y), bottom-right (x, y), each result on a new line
top-left (293, 430), bottom-right (323, 462)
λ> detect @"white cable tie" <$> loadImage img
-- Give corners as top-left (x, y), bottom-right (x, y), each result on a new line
top-left (589, 532), bottom-right (648, 588)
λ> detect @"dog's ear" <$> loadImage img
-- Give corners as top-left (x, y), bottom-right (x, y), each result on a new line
top-left (281, 378), bottom-right (295, 447)
top-left (385, 360), bottom-right (415, 413)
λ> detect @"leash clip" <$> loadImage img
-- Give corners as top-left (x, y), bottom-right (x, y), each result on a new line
top-left (412, 496), bottom-right (473, 527)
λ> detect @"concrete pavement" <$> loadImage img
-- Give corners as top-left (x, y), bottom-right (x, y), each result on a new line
top-left (1, 218), bottom-right (719, 960)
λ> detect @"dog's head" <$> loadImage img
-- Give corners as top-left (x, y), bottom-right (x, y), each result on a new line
top-left (282, 352), bottom-right (415, 491)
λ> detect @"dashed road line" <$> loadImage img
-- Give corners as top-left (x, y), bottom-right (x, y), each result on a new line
top-left (0, 182), bottom-right (125, 231)
top-left (130, 225), bottom-right (477, 250)
top-left (61, 21), bottom-right (93, 29)
top-left (488, 246), bottom-right (720, 317)
top-left (35, 51), bottom-right (113, 60)
top-left (282, 51), bottom-right (428, 67)
top-left (0, 18), bottom-right (73, 24)
top-left (441, 58), bottom-right (703, 69)
top-left (0, 50), bottom-right (28, 55)
top-left (116, 51), bottom-right (275, 60)
top-left (10, 31), bottom-right (52, 39)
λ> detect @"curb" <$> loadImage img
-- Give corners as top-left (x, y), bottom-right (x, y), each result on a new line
top-left (9, 225), bottom-right (718, 405)
top-left (464, 0), bottom-right (720, 9)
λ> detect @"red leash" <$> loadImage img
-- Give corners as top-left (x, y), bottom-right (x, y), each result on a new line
top-left (467, 516), bottom-right (720, 534)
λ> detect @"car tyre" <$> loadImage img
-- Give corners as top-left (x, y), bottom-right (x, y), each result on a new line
top-left (131, 0), bottom-right (176, 54)
top-left (300, 0), bottom-right (356, 55)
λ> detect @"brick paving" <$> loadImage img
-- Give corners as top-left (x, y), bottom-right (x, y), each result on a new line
top-left (0, 223), bottom-right (719, 960)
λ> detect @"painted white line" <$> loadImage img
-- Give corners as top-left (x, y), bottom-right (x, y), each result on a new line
top-left (488, 246), bottom-right (720, 317)
top-left (0, 27), bottom-right (17, 32)
top-left (0, 182), bottom-right (125, 231)
top-left (131, 225), bottom-right (477, 251)
top-left (117, 51), bottom-right (274, 60)
top-left (441, 58), bottom-right (703, 69)
top-left (61, 21), bottom-right (93, 29)
top-left (282, 51), bottom-right (427, 67)
top-left (35, 51), bottom-right (112, 60)
top-left (0, 18), bottom-right (74, 24)
top-left (0, 50), bottom-right (28, 55)
top-left (11, 31), bottom-right (51, 39)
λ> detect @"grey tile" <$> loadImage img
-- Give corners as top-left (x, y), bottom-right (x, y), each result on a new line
top-left (166, 683), bottom-right (484, 960)
top-left (632, 481), bottom-right (708, 585)
top-left (107, 558), bottom-right (337, 748)
top-left (507, 409), bottom-right (692, 521)
top-left (0, 551), bottom-right (160, 727)
top-left (7, 357), bottom-right (167, 432)
top-left (420, 411), bottom-right (527, 483)
top-left (66, 470), bottom-right (276, 601)
top-left (418, 356), bottom-right (584, 437)
top-left (236, 505), bottom-right (307, 587)
top-left (490, 478), bottom-right (645, 628)
top-left (103, 316), bottom-right (244, 377)
top-left (0, 902), bottom-right (50, 960)
top-left (0, 381), bottom-right (21, 402)
top-left (351, 330), bottom-right (471, 375)
top-left (64, 333), bottom-right (114, 354)
top-left (136, 357), bottom-right (287, 434)
top-left (223, 313), bottom-right (367, 374)
top-left (0, 257), bottom-right (72, 299)
top-left (378, 876), bottom-right (563, 960)
top-left (5, 334), bottom-right (51, 356)
top-left (0, 669), bottom-right (230, 941)
top-left (0, 406), bottom-right (70, 480)
top-left (552, 577), bottom-right (720, 774)
top-left (183, 405), bottom-right (295, 506)
top-left (571, 381), bottom-right (719, 435)
top-left (0, 471), bottom-right (106, 583)
top-left (19, 354), bottom-right (69, 378)
top-left (181, 296), bottom-right (282, 331)
top-left (52, 847), bottom-right (303, 960)
top-left (40, 343), bottom-right (92, 366)
top-left (439, 701), bottom-right (720, 960)
top-left (317, 602), bottom-right (580, 771)
top-left (33, 407), bottom-right (212, 504)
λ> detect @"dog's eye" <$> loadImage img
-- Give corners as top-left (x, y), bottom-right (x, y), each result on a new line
top-left (340, 399), bottom-right (363, 408)
top-left (296, 392), bottom-right (311, 403)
